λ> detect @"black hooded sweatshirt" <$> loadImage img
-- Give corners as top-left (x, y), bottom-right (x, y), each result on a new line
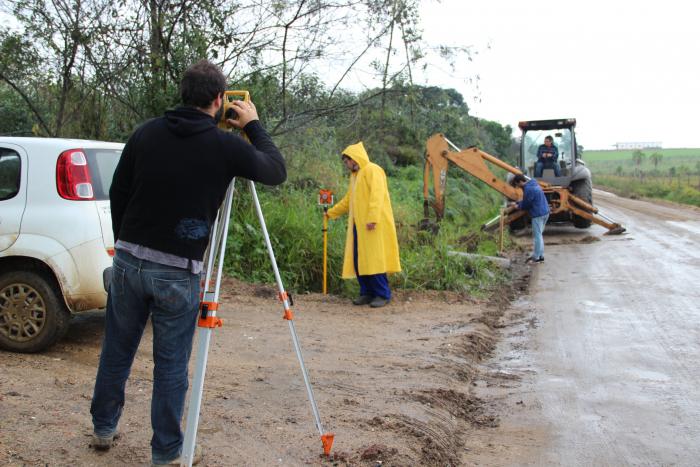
top-left (109, 106), bottom-right (286, 261)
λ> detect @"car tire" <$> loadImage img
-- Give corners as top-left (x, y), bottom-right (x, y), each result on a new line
top-left (0, 270), bottom-right (71, 353)
top-left (571, 178), bottom-right (593, 229)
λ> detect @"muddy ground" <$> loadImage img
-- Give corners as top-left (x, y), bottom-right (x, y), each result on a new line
top-left (464, 191), bottom-right (700, 466)
top-left (6, 190), bottom-right (695, 466)
top-left (1, 259), bottom-right (532, 466)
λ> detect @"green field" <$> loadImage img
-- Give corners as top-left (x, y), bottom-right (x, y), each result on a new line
top-left (583, 148), bottom-right (700, 162)
top-left (585, 148), bottom-right (700, 174)
top-left (583, 148), bottom-right (700, 207)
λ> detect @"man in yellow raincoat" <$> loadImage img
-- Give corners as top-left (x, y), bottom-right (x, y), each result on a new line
top-left (326, 142), bottom-right (401, 308)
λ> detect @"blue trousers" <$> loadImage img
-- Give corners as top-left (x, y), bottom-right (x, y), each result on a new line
top-left (535, 160), bottom-right (561, 177)
top-left (91, 250), bottom-right (200, 464)
top-left (353, 224), bottom-right (391, 299)
top-left (531, 214), bottom-right (549, 259)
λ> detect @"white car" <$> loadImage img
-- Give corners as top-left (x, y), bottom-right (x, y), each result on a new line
top-left (0, 137), bottom-right (123, 352)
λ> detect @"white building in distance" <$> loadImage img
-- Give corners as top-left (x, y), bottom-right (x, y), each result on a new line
top-left (614, 142), bottom-right (662, 150)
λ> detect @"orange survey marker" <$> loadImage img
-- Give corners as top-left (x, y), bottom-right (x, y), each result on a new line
top-left (318, 189), bottom-right (334, 206)
top-left (181, 92), bottom-right (334, 467)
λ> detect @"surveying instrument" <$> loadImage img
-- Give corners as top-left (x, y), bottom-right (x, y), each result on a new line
top-left (181, 91), bottom-right (334, 466)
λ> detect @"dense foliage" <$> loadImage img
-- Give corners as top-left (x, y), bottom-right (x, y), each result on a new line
top-left (1, 0), bottom-right (515, 294)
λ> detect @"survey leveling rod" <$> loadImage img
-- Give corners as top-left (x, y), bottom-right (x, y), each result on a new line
top-left (181, 91), bottom-right (334, 467)
top-left (318, 189), bottom-right (334, 295)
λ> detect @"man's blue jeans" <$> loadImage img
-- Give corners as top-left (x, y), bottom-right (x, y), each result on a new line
top-left (535, 160), bottom-right (561, 177)
top-left (91, 250), bottom-right (200, 463)
top-left (531, 214), bottom-right (549, 260)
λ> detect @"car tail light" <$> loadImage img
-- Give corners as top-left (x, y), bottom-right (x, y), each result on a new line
top-left (106, 248), bottom-right (115, 257)
top-left (56, 149), bottom-right (94, 200)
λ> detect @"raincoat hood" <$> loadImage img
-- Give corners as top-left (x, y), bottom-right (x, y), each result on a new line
top-left (165, 106), bottom-right (217, 137)
top-left (342, 141), bottom-right (370, 169)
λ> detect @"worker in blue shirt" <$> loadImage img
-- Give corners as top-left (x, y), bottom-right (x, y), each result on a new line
top-left (535, 135), bottom-right (561, 177)
top-left (510, 174), bottom-right (550, 263)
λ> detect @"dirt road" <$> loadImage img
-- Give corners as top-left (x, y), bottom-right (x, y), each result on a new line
top-left (2, 191), bottom-right (698, 466)
top-left (1, 263), bottom-right (526, 466)
top-left (469, 190), bottom-right (700, 465)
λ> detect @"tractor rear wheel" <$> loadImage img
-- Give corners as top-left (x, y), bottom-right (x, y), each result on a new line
top-left (571, 178), bottom-right (593, 229)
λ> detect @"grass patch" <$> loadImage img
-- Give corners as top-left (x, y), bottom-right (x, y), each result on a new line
top-left (595, 175), bottom-right (700, 207)
top-left (584, 148), bottom-right (700, 162)
top-left (222, 162), bottom-right (510, 296)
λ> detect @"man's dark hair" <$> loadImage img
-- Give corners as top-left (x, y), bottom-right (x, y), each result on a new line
top-left (510, 174), bottom-right (528, 186)
top-left (545, 135), bottom-right (554, 142)
top-left (180, 60), bottom-right (226, 108)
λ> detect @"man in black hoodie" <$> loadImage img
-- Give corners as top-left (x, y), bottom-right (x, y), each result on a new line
top-left (90, 60), bottom-right (286, 466)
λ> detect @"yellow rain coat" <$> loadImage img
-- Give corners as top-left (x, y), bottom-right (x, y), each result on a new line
top-left (327, 142), bottom-right (401, 278)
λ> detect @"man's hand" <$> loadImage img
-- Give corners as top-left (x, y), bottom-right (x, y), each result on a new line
top-left (366, 223), bottom-right (376, 231)
top-left (226, 100), bottom-right (259, 129)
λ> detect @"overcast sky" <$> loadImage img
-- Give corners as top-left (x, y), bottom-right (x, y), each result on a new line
top-left (3, 1), bottom-right (698, 149)
top-left (416, 0), bottom-right (700, 149)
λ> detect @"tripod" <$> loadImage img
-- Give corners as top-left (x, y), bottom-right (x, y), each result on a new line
top-left (181, 93), bottom-right (333, 466)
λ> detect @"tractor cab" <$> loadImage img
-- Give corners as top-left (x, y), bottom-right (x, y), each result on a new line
top-left (519, 118), bottom-right (580, 188)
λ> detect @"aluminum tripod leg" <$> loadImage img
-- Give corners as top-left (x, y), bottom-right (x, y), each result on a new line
top-left (181, 179), bottom-right (237, 467)
top-left (247, 180), bottom-right (334, 454)
top-left (181, 178), bottom-right (333, 467)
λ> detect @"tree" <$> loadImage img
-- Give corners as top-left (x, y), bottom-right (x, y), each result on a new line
top-left (678, 165), bottom-right (690, 187)
top-left (615, 165), bottom-right (623, 176)
top-left (631, 150), bottom-right (646, 178)
top-left (649, 152), bottom-right (663, 171)
top-left (0, 82), bottom-right (34, 135)
top-left (1, 0), bottom-right (117, 137)
top-left (1, 0), bottom-right (479, 143)
top-left (1, 0), bottom-right (431, 139)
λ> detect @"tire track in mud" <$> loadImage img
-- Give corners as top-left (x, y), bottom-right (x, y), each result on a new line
top-left (326, 263), bottom-right (532, 466)
top-left (0, 265), bottom-right (532, 467)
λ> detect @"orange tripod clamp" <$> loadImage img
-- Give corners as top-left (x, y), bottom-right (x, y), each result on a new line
top-left (279, 292), bottom-right (295, 320)
top-left (198, 301), bottom-right (223, 328)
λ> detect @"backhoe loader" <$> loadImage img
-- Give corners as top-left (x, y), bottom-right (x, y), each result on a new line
top-left (422, 125), bottom-right (625, 235)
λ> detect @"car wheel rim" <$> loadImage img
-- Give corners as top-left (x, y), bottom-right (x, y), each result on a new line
top-left (0, 283), bottom-right (47, 342)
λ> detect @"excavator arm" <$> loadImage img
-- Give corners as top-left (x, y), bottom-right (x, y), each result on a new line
top-left (423, 133), bottom-right (625, 235)
top-left (424, 133), bottom-right (523, 219)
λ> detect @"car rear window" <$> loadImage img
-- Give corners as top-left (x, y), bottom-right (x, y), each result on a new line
top-left (84, 148), bottom-right (121, 200)
top-left (0, 149), bottom-right (21, 201)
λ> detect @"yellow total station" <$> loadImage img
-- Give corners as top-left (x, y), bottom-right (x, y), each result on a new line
top-left (217, 90), bottom-right (251, 130)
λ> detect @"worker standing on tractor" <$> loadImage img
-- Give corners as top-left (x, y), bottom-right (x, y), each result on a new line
top-left (510, 174), bottom-right (550, 263)
top-left (535, 135), bottom-right (561, 177)
top-left (326, 142), bottom-right (401, 308)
